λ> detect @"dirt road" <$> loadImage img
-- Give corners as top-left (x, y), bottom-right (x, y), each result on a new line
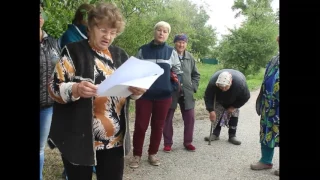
top-left (123, 89), bottom-right (279, 180)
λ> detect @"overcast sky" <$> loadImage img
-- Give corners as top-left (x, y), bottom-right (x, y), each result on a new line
top-left (189, 0), bottom-right (279, 39)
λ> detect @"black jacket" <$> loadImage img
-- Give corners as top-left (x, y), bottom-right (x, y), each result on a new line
top-left (204, 69), bottom-right (250, 112)
top-left (40, 31), bottom-right (60, 109)
top-left (48, 40), bottom-right (131, 166)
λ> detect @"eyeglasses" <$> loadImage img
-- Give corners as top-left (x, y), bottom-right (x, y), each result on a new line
top-left (96, 25), bottom-right (117, 37)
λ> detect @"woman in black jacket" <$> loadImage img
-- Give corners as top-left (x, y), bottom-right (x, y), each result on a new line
top-left (47, 2), bottom-right (145, 180)
top-left (203, 69), bottom-right (250, 145)
top-left (39, 3), bottom-right (60, 180)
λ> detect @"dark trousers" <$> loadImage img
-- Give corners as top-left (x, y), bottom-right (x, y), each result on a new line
top-left (62, 147), bottom-right (124, 180)
top-left (133, 97), bottom-right (172, 156)
top-left (213, 117), bottom-right (239, 138)
top-left (163, 98), bottom-right (195, 146)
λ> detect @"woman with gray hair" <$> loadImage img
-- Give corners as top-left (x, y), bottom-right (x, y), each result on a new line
top-left (47, 2), bottom-right (145, 180)
top-left (130, 21), bottom-right (183, 168)
top-left (163, 33), bottom-right (200, 152)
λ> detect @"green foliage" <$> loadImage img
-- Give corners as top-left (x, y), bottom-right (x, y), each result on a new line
top-left (232, 0), bottom-right (273, 18)
top-left (112, 0), bottom-right (166, 55)
top-left (276, 8), bottom-right (279, 23)
top-left (215, 0), bottom-right (278, 75)
top-left (113, 0), bottom-right (218, 56)
top-left (189, 6), bottom-right (217, 57)
top-left (42, 0), bottom-right (86, 38)
top-left (42, 0), bottom-right (218, 57)
top-left (246, 68), bottom-right (265, 90)
top-left (41, 0), bottom-right (272, 96)
top-left (217, 21), bottom-right (278, 75)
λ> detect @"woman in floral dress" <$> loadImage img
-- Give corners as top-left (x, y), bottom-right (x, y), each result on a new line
top-left (251, 36), bottom-right (280, 176)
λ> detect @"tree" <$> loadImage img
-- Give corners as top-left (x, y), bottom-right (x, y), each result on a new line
top-left (276, 8), bottom-right (279, 23)
top-left (232, 0), bottom-right (273, 19)
top-left (42, 0), bottom-right (86, 38)
top-left (42, 0), bottom-right (217, 57)
top-left (216, 0), bottom-right (278, 75)
top-left (189, 6), bottom-right (217, 57)
top-left (114, 0), bottom-right (218, 56)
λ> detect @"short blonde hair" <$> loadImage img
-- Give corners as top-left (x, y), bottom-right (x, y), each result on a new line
top-left (154, 21), bottom-right (171, 34)
top-left (88, 2), bottom-right (126, 34)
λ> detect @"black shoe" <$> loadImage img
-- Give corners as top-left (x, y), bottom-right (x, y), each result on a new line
top-left (228, 137), bottom-right (241, 145)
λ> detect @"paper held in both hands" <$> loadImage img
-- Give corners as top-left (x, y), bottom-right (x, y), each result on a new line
top-left (97, 56), bottom-right (164, 97)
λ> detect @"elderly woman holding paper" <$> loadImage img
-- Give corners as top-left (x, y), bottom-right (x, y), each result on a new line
top-left (130, 21), bottom-right (183, 168)
top-left (47, 2), bottom-right (145, 180)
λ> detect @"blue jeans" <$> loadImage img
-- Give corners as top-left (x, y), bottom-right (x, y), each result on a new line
top-left (40, 107), bottom-right (53, 180)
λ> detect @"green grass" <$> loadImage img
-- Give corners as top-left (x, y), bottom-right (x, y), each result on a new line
top-left (245, 68), bottom-right (265, 90)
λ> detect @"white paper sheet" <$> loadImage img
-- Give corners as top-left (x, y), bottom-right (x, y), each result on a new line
top-left (97, 56), bottom-right (164, 97)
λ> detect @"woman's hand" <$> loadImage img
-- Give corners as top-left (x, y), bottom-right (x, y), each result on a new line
top-left (72, 81), bottom-right (98, 98)
top-left (209, 111), bottom-right (216, 122)
top-left (128, 86), bottom-right (146, 96)
top-left (227, 106), bottom-right (235, 113)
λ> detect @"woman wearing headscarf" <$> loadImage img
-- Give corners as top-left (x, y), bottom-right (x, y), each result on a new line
top-left (203, 69), bottom-right (250, 145)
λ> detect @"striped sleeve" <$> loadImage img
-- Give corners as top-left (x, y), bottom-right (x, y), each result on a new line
top-left (48, 46), bottom-right (79, 104)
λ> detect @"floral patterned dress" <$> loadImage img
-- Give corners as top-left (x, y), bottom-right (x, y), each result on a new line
top-left (258, 54), bottom-right (279, 148)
